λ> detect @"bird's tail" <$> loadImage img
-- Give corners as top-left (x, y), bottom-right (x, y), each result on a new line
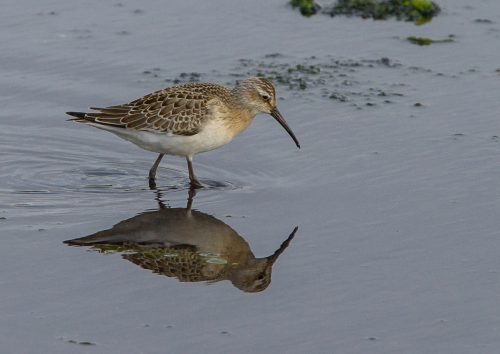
top-left (66, 111), bottom-right (93, 123)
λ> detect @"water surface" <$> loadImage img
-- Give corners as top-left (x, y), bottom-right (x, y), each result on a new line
top-left (1, 0), bottom-right (500, 353)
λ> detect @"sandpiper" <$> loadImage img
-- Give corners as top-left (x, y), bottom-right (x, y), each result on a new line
top-left (67, 77), bottom-right (300, 188)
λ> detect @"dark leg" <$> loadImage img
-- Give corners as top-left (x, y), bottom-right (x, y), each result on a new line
top-left (187, 187), bottom-right (197, 210)
top-left (148, 178), bottom-right (157, 190)
top-left (149, 153), bottom-right (164, 181)
top-left (186, 156), bottom-right (203, 188)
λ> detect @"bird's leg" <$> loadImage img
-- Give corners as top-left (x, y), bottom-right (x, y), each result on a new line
top-left (186, 156), bottom-right (203, 188)
top-left (187, 187), bottom-right (197, 210)
top-left (149, 153), bottom-right (164, 183)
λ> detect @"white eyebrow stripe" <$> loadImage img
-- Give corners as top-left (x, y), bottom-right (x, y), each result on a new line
top-left (257, 88), bottom-right (271, 97)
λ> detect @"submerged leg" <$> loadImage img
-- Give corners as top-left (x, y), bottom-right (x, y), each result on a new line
top-left (149, 153), bottom-right (164, 181)
top-left (186, 156), bottom-right (203, 188)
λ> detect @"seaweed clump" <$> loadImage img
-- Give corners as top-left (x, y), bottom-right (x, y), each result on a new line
top-left (328, 0), bottom-right (440, 24)
top-left (290, 0), bottom-right (321, 17)
top-left (407, 35), bottom-right (454, 45)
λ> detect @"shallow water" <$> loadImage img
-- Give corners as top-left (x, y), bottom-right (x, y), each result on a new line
top-left (1, 0), bottom-right (500, 353)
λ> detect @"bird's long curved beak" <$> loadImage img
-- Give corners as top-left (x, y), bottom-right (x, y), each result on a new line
top-left (270, 108), bottom-right (300, 149)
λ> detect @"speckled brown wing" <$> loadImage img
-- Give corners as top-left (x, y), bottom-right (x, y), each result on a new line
top-left (123, 246), bottom-right (226, 282)
top-left (84, 83), bottom-right (231, 136)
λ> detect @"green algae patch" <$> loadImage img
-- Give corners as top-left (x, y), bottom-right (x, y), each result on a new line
top-left (407, 35), bottom-right (454, 45)
top-left (232, 54), bottom-right (410, 110)
top-left (329, 0), bottom-right (440, 24)
top-left (292, 0), bottom-right (441, 24)
top-left (290, 0), bottom-right (321, 17)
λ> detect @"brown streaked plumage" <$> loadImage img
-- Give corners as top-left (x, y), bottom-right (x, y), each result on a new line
top-left (82, 83), bottom-right (231, 136)
top-left (67, 77), bottom-right (300, 188)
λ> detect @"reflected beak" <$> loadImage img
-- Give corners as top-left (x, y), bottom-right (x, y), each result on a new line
top-left (270, 107), bottom-right (300, 149)
top-left (267, 226), bottom-right (298, 265)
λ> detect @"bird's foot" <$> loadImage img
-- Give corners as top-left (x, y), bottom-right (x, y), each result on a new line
top-left (148, 177), bottom-right (157, 190)
top-left (189, 178), bottom-right (204, 189)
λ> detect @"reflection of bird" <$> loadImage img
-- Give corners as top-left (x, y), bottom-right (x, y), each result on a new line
top-left (64, 191), bottom-right (297, 293)
top-left (67, 77), bottom-right (300, 188)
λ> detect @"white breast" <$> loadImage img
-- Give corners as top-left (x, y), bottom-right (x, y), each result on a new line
top-left (86, 118), bottom-right (235, 157)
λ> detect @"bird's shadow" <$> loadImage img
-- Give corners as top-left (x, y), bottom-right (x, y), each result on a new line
top-left (65, 187), bottom-right (298, 293)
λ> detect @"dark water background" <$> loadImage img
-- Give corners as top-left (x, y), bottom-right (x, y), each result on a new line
top-left (1, 0), bottom-right (499, 353)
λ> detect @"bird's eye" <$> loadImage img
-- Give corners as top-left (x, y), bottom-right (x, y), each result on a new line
top-left (261, 94), bottom-right (270, 101)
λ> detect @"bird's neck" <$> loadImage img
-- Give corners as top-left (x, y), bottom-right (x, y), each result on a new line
top-left (222, 90), bottom-right (259, 137)
top-left (223, 107), bottom-right (256, 138)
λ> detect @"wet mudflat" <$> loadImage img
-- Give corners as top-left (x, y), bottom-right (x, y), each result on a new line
top-left (1, 0), bottom-right (499, 353)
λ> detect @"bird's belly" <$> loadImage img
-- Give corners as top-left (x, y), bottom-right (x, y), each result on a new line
top-left (90, 119), bottom-right (234, 157)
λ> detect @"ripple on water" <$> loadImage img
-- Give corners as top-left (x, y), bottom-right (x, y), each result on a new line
top-left (0, 123), bottom-right (273, 227)
top-left (0, 133), bottom-right (251, 220)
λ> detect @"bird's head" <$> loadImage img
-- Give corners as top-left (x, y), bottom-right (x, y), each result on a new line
top-left (234, 77), bottom-right (300, 148)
